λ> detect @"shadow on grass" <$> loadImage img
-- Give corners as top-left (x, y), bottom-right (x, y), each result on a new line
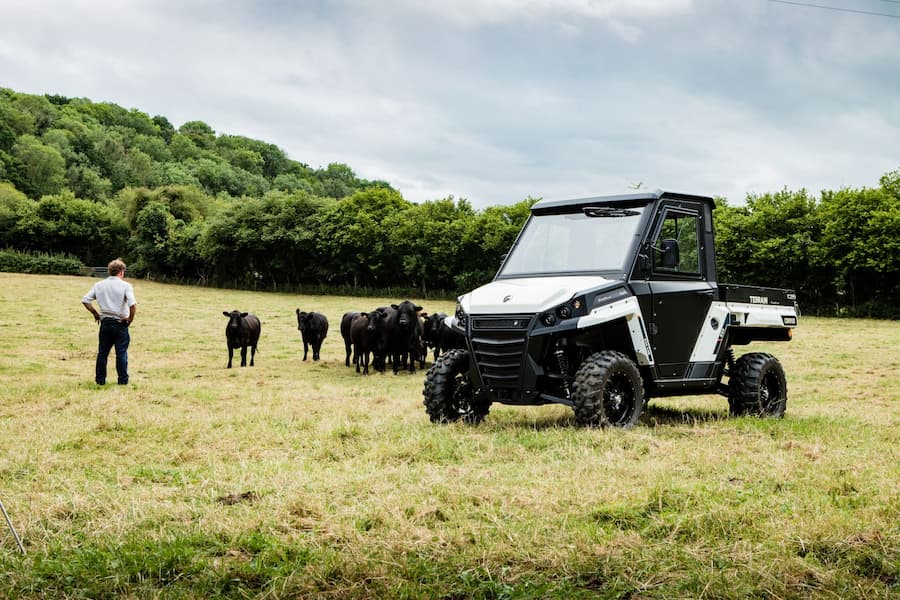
top-left (487, 407), bottom-right (575, 431)
top-left (487, 403), bottom-right (729, 431)
top-left (640, 404), bottom-right (728, 428)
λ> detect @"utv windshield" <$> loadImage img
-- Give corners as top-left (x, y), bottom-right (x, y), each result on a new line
top-left (498, 205), bottom-right (646, 277)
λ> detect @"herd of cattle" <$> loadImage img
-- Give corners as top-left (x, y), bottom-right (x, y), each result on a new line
top-left (223, 301), bottom-right (465, 373)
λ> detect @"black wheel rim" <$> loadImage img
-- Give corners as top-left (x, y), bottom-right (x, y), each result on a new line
top-left (759, 371), bottom-right (782, 413)
top-left (450, 372), bottom-right (474, 418)
top-left (602, 372), bottom-right (636, 426)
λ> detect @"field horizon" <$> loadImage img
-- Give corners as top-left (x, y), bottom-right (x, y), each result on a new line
top-left (0, 272), bottom-right (896, 598)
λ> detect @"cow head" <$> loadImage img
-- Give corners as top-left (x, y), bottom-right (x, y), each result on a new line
top-left (296, 309), bottom-right (310, 333)
top-left (391, 300), bottom-right (423, 329)
top-left (423, 312), bottom-right (447, 343)
top-left (224, 310), bottom-right (247, 334)
top-left (366, 309), bottom-right (386, 332)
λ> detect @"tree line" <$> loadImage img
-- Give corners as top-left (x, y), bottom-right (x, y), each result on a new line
top-left (0, 88), bottom-right (896, 316)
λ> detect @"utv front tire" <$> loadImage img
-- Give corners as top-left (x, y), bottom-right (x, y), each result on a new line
top-left (728, 352), bottom-right (787, 417)
top-left (423, 349), bottom-right (489, 424)
top-left (572, 351), bottom-right (644, 428)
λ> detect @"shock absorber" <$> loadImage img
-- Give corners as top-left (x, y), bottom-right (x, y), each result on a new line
top-left (554, 340), bottom-right (571, 396)
top-left (724, 347), bottom-right (736, 376)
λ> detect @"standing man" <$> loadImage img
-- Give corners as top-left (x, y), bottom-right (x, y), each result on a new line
top-left (81, 258), bottom-right (137, 385)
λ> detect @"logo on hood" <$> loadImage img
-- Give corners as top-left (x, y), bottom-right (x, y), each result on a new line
top-left (502, 295), bottom-right (512, 303)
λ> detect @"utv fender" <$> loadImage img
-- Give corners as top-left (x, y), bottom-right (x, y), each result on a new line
top-left (576, 296), bottom-right (654, 366)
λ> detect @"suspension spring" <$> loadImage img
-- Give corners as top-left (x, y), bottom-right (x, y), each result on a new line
top-left (554, 343), bottom-right (571, 396)
top-left (724, 348), bottom-right (736, 376)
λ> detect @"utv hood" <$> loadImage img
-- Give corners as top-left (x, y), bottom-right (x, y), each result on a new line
top-left (460, 276), bottom-right (614, 314)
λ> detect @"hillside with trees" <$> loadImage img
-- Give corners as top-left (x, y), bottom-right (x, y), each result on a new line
top-left (0, 88), bottom-right (896, 316)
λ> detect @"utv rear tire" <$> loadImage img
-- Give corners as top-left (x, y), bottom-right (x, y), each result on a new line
top-left (423, 349), bottom-right (489, 424)
top-left (728, 352), bottom-right (787, 417)
top-left (572, 351), bottom-right (644, 428)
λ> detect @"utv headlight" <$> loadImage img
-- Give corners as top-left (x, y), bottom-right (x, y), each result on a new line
top-left (541, 298), bottom-right (583, 327)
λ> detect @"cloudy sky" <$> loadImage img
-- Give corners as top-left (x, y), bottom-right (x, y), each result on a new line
top-left (1, 0), bottom-right (898, 207)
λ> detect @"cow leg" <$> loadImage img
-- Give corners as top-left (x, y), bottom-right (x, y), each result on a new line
top-left (354, 348), bottom-right (360, 373)
top-left (363, 351), bottom-right (369, 375)
top-left (312, 341), bottom-right (320, 361)
top-left (240, 346), bottom-right (247, 367)
top-left (344, 342), bottom-right (351, 367)
top-left (250, 344), bottom-right (256, 366)
top-left (302, 341), bottom-right (309, 361)
top-left (227, 347), bottom-right (234, 369)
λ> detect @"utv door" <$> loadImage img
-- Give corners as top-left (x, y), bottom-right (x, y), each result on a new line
top-left (646, 204), bottom-right (714, 380)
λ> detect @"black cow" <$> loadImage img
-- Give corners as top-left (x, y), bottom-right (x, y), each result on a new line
top-left (423, 312), bottom-right (467, 361)
top-left (296, 309), bottom-right (329, 361)
top-left (384, 300), bottom-right (423, 374)
top-left (223, 310), bottom-right (261, 368)
top-left (340, 311), bottom-right (360, 367)
top-left (373, 306), bottom-right (393, 372)
top-left (350, 310), bottom-right (387, 375)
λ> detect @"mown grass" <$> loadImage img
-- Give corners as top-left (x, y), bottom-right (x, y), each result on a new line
top-left (0, 272), bottom-right (896, 598)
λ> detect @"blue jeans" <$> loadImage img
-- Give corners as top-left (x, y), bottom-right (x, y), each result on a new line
top-left (96, 319), bottom-right (130, 385)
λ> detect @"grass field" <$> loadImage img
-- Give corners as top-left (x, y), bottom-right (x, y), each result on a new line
top-left (0, 272), bottom-right (897, 599)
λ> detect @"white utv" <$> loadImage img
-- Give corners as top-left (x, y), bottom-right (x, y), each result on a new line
top-left (423, 190), bottom-right (799, 428)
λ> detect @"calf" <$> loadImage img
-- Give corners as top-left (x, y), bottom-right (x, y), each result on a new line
top-left (296, 309), bottom-right (329, 361)
top-left (350, 310), bottom-right (387, 375)
top-left (223, 310), bottom-right (261, 368)
top-left (340, 311), bottom-right (360, 367)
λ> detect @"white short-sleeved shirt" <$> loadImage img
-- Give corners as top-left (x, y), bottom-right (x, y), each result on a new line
top-left (82, 277), bottom-right (137, 320)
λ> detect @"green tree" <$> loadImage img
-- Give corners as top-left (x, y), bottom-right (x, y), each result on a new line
top-left (14, 94), bottom-right (57, 132)
top-left (0, 96), bottom-right (36, 145)
top-left (0, 182), bottom-right (29, 246)
top-left (153, 163), bottom-right (202, 188)
top-left (118, 185), bottom-right (219, 231)
top-left (66, 164), bottom-right (113, 201)
top-left (198, 191), bottom-right (332, 287)
top-left (12, 192), bottom-right (127, 263)
top-left (179, 121), bottom-right (216, 149)
top-left (169, 133), bottom-right (202, 161)
top-left (132, 200), bottom-right (176, 274)
top-left (316, 162), bottom-right (359, 199)
top-left (118, 186), bottom-right (219, 279)
top-left (815, 186), bottom-right (899, 316)
top-left (152, 115), bottom-right (175, 143)
top-left (314, 187), bottom-right (411, 287)
top-left (384, 197), bottom-right (478, 293)
top-left (11, 135), bottom-right (67, 198)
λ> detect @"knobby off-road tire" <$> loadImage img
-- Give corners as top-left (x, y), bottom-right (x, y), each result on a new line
top-left (572, 351), bottom-right (644, 428)
top-left (728, 352), bottom-right (787, 417)
top-left (423, 349), bottom-right (490, 424)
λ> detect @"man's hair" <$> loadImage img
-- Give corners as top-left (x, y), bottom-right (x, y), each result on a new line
top-left (107, 258), bottom-right (126, 276)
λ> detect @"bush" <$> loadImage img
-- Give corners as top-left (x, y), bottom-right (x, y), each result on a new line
top-left (0, 248), bottom-right (84, 275)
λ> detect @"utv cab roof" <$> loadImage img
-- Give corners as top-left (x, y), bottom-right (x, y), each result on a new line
top-left (531, 189), bottom-right (715, 214)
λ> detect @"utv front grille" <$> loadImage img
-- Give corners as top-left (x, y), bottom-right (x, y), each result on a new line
top-left (470, 315), bottom-right (533, 388)
top-left (472, 317), bottom-right (530, 330)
